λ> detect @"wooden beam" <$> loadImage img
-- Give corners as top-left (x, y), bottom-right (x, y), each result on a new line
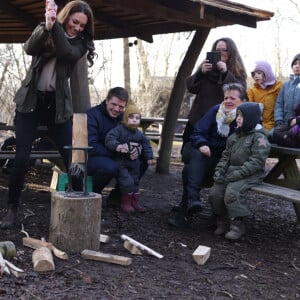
top-left (156, 28), bottom-right (210, 174)
top-left (0, 0), bottom-right (38, 28)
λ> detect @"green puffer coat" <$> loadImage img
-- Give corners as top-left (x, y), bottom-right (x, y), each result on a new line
top-left (215, 126), bottom-right (271, 182)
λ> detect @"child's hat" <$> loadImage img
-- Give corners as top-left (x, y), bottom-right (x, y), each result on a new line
top-left (237, 102), bottom-right (261, 132)
top-left (251, 60), bottom-right (275, 87)
top-left (123, 100), bottom-right (141, 125)
top-left (291, 53), bottom-right (300, 67)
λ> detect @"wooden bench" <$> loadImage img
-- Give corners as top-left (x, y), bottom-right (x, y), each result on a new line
top-left (250, 144), bottom-right (300, 222)
top-left (140, 117), bottom-right (187, 143)
top-left (0, 150), bottom-right (61, 160)
top-left (0, 124), bottom-right (61, 161)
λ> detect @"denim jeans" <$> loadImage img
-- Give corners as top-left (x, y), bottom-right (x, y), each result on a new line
top-left (181, 142), bottom-right (223, 209)
top-left (8, 92), bottom-right (72, 206)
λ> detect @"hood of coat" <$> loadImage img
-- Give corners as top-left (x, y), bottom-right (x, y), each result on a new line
top-left (236, 102), bottom-right (262, 133)
top-left (251, 60), bottom-right (276, 88)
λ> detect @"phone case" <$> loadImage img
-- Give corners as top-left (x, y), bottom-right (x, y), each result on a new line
top-left (206, 51), bottom-right (221, 65)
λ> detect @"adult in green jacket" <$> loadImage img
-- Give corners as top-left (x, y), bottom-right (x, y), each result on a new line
top-left (0, 0), bottom-right (95, 229)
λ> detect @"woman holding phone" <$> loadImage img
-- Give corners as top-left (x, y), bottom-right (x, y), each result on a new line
top-left (183, 37), bottom-right (247, 147)
top-left (0, 0), bottom-right (95, 229)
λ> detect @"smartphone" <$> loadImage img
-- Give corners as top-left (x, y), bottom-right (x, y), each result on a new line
top-left (206, 51), bottom-right (221, 71)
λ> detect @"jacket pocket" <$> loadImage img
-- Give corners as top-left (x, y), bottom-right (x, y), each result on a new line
top-left (13, 75), bottom-right (32, 106)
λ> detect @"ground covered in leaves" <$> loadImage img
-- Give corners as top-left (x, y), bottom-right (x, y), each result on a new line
top-left (0, 155), bottom-right (299, 299)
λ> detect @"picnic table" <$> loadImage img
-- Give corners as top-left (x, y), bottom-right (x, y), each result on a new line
top-left (0, 124), bottom-right (61, 161)
top-left (252, 144), bottom-right (300, 223)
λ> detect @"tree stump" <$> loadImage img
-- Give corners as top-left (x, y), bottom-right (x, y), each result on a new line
top-left (49, 192), bottom-right (101, 253)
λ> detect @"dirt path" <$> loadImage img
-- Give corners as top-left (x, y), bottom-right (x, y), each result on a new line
top-left (0, 159), bottom-right (299, 299)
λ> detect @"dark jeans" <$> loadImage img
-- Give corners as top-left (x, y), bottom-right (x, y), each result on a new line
top-left (181, 142), bottom-right (223, 210)
top-left (8, 91), bottom-right (72, 207)
top-left (88, 155), bottom-right (148, 194)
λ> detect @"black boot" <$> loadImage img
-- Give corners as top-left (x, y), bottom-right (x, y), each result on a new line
top-left (0, 205), bottom-right (18, 229)
top-left (106, 186), bottom-right (122, 208)
top-left (168, 210), bottom-right (190, 229)
top-left (187, 199), bottom-right (202, 215)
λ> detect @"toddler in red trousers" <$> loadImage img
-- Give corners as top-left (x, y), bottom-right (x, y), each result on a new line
top-left (105, 101), bottom-right (154, 212)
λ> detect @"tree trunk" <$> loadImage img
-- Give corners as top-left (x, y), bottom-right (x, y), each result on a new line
top-left (49, 192), bottom-right (102, 253)
top-left (123, 38), bottom-right (131, 95)
top-left (156, 28), bottom-right (210, 174)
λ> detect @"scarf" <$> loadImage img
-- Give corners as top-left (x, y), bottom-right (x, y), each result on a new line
top-left (216, 102), bottom-right (237, 137)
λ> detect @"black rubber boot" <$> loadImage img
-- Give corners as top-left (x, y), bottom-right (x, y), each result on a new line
top-left (168, 211), bottom-right (190, 229)
top-left (106, 186), bottom-right (122, 208)
top-left (0, 205), bottom-right (18, 230)
top-left (187, 199), bottom-right (202, 215)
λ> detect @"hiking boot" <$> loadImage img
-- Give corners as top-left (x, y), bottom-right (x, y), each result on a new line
top-left (0, 206), bottom-right (18, 230)
top-left (106, 187), bottom-right (122, 208)
top-left (225, 218), bottom-right (246, 241)
top-left (131, 192), bottom-right (146, 213)
top-left (121, 193), bottom-right (135, 213)
top-left (187, 200), bottom-right (202, 215)
top-left (168, 211), bottom-right (190, 229)
top-left (214, 215), bottom-right (230, 236)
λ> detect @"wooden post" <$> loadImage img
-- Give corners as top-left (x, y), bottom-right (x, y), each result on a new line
top-left (49, 192), bottom-right (102, 253)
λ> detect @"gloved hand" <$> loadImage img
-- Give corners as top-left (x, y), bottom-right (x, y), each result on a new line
top-left (129, 142), bottom-right (142, 160)
top-left (213, 170), bottom-right (225, 183)
top-left (275, 120), bottom-right (283, 127)
top-left (45, 0), bottom-right (57, 31)
top-left (116, 143), bottom-right (129, 153)
top-left (225, 170), bottom-right (241, 182)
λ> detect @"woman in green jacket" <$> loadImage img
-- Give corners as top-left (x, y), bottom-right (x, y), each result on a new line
top-left (0, 0), bottom-right (95, 229)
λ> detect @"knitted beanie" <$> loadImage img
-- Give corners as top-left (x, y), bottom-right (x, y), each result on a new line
top-left (123, 101), bottom-right (141, 127)
top-left (251, 60), bottom-right (276, 88)
top-left (291, 53), bottom-right (300, 67)
top-left (236, 102), bottom-right (261, 132)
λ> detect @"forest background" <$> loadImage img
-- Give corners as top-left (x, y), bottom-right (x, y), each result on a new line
top-left (0, 0), bottom-right (299, 126)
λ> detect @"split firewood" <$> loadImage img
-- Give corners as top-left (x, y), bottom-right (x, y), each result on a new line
top-left (4, 259), bottom-right (25, 278)
top-left (0, 252), bottom-right (10, 275)
top-left (120, 234), bottom-right (163, 259)
top-left (32, 247), bottom-right (55, 272)
top-left (123, 240), bottom-right (142, 255)
top-left (0, 241), bottom-right (17, 259)
top-left (0, 245), bottom-right (25, 277)
top-left (99, 234), bottom-right (110, 243)
top-left (192, 245), bottom-right (211, 265)
top-left (22, 236), bottom-right (68, 260)
top-left (81, 249), bottom-right (132, 266)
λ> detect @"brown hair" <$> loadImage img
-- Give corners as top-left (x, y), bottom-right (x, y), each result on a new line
top-left (211, 37), bottom-right (247, 85)
top-left (57, 0), bottom-right (95, 66)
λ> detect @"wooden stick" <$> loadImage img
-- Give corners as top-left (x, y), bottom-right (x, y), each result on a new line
top-left (0, 252), bottom-right (10, 275)
top-left (120, 234), bottom-right (163, 259)
top-left (81, 250), bottom-right (132, 266)
top-left (23, 237), bottom-right (68, 260)
top-left (4, 259), bottom-right (25, 278)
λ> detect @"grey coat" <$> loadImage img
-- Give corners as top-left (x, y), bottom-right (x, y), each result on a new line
top-left (14, 22), bottom-right (88, 124)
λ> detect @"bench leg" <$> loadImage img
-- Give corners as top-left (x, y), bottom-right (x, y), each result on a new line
top-left (293, 203), bottom-right (300, 223)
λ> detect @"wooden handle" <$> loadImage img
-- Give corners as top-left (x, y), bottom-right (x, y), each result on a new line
top-left (72, 113), bottom-right (88, 164)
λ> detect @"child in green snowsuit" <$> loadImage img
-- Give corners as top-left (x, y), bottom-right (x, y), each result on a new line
top-left (208, 102), bottom-right (271, 240)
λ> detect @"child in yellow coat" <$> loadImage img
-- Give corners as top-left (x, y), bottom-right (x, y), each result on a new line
top-left (247, 60), bottom-right (282, 135)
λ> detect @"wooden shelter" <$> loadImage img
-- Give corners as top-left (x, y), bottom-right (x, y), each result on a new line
top-left (0, 0), bottom-right (273, 172)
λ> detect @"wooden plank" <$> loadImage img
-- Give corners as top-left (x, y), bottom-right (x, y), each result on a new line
top-left (81, 250), bottom-right (132, 266)
top-left (251, 183), bottom-right (300, 204)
